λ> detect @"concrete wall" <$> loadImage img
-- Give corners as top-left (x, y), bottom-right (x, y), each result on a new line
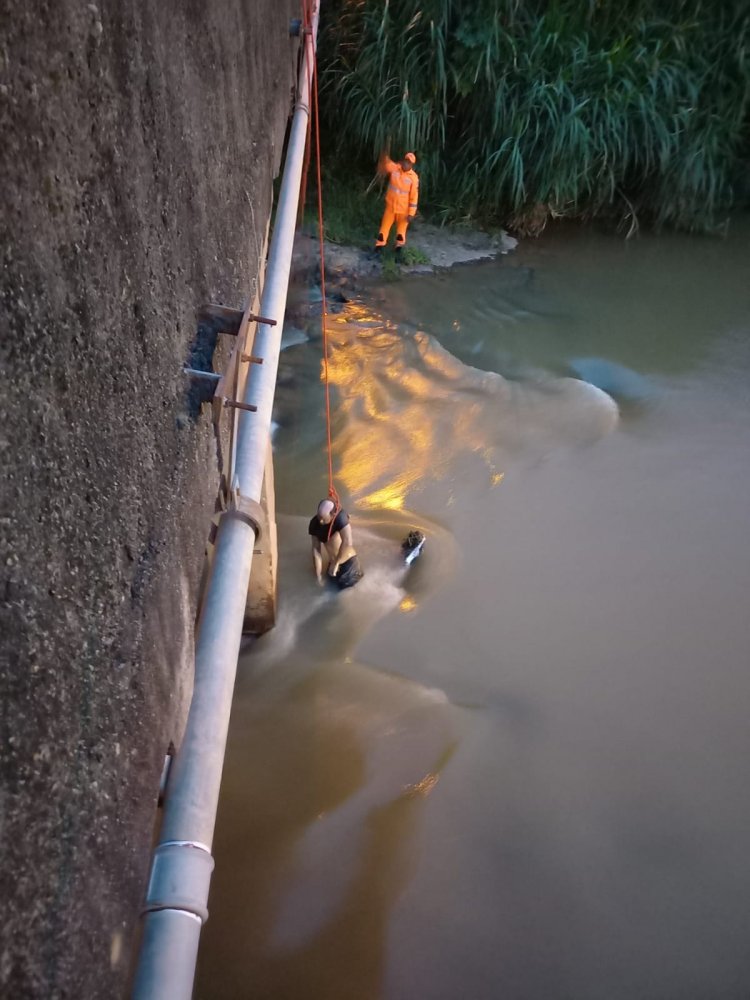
top-left (0, 1), bottom-right (299, 995)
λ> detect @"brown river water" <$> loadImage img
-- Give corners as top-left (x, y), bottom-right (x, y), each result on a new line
top-left (196, 221), bottom-right (750, 999)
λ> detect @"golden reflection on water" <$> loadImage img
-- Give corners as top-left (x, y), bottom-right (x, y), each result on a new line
top-left (399, 595), bottom-right (418, 614)
top-left (404, 772), bottom-right (440, 798)
top-left (323, 299), bottom-right (501, 511)
top-left (315, 292), bottom-right (625, 520)
top-left (357, 481), bottom-right (407, 511)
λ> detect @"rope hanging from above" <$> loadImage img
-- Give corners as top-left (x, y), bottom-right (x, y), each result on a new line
top-left (301, 0), bottom-right (340, 517)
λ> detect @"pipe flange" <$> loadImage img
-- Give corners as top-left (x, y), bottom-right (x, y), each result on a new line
top-left (221, 493), bottom-right (264, 540)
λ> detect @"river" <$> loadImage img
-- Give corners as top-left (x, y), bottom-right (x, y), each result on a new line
top-left (196, 220), bottom-right (750, 999)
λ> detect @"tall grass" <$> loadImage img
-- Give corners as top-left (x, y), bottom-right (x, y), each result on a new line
top-left (304, 167), bottom-right (384, 246)
top-left (319, 0), bottom-right (750, 232)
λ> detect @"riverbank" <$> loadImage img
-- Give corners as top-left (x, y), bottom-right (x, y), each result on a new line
top-left (292, 223), bottom-right (518, 288)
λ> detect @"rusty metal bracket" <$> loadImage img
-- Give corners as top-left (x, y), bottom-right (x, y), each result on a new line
top-left (248, 313), bottom-right (277, 327)
top-left (223, 399), bottom-right (257, 413)
top-left (198, 303), bottom-right (277, 336)
top-left (198, 303), bottom-right (244, 336)
top-left (210, 396), bottom-right (257, 443)
top-left (241, 354), bottom-right (264, 365)
top-left (214, 313), bottom-right (276, 335)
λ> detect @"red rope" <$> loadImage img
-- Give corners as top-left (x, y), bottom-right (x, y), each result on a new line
top-left (302, 1), bottom-right (340, 513)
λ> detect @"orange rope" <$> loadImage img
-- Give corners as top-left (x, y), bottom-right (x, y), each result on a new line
top-left (302, 0), bottom-right (340, 513)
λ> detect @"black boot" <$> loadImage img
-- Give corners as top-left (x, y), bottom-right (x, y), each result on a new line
top-left (395, 244), bottom-right (404, 264)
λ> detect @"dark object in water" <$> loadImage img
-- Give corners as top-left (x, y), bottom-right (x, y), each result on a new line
top-left (331, 554), bottom-right (364, 590)
top-left (402, 530), bottom-right (426, 565)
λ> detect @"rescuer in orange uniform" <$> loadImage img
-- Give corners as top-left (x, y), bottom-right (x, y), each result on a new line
top-left (374, 151), bottom-right (419, 257)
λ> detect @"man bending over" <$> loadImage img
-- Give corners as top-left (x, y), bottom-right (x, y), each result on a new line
top-left (309, 499), bottom-right (364, 589)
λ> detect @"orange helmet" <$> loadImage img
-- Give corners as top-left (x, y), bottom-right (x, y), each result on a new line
top-left (404, 152), bottom-right (416, 164)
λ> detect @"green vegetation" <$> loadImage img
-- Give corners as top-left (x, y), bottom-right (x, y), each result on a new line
top-left (304, 168), bottom-right (383, 245)
top-left (377, 244), bottom-right (433, 280)
top-left (399, 244), bottom-right (431, 265)
top-left (302, 167), bottom-right (432, 257)
top-left (319, 0), bottom-right (750, 234)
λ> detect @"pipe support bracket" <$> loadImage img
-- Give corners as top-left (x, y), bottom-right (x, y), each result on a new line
top-left (221, 492), bottom-right (264, 540)
top-left (142, 842), bottom-right (215, 924)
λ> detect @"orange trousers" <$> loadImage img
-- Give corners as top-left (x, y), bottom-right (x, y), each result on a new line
top-left (375, 205), bottom-right (410, 247)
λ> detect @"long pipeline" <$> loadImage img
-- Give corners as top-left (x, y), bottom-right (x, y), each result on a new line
top-left (130, 6), bottom-right (320, 997)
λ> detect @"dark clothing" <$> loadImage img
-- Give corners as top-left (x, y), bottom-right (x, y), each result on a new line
top-left (308, 508), bottom-right (350, 543)
top-left (309, 507), bottom-right (362, 590)
top-left (331, 554), bottom-right (364, 590)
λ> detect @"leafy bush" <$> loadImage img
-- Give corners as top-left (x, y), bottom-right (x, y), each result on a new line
top-left (303, 168), bottom-right (383, 245)
top-left (319, 0), bottom-right (750, 233)
top-left (400, 244), bottom-right (431, 265)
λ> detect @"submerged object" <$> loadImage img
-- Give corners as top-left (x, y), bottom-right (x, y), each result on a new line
top-left (402, 530), bottom-right (426, 565)
top-left (333, 554), bottom-right (364, 590)
top-left (568, 357), bottom-right (653, 404)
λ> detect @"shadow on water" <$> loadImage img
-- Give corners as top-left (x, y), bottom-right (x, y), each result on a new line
top-left (197, 514), bottom-right (461, 1000)
top-left (198, 663), bottom-right (459, 1000)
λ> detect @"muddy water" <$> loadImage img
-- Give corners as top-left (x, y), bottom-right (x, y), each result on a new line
top-left (197, 221), bottom-right (750, 999)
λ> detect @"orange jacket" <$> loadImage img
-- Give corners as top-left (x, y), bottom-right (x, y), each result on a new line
top-left (380, 155), bottom-right (419, 217)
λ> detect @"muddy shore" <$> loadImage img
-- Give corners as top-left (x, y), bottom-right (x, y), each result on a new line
top-left (292, 223), bottom-right (518, 287)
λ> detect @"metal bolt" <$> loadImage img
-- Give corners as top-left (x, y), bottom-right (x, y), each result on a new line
top-left (223, 399), bottom-right (257, 413)
top-left (249, 312), bottom-right (277, 327)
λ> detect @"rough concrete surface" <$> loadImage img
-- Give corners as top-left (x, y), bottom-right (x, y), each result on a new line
top-left (0, 1), bottom-right (298, 996)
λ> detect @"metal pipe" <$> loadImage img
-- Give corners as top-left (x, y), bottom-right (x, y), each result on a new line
top-left (131, 6), bottom-right (320, 997)
top-left (233, 43), bottom-right (318, 499)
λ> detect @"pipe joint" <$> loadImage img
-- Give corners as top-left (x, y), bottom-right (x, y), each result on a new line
top-left (221, 490), bottom-right (264, 539)
top-left (142, 842), bottom-right (215, 924)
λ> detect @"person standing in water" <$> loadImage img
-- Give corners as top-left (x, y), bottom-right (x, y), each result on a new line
top-left (309, 499), bottom-right (364, 589)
